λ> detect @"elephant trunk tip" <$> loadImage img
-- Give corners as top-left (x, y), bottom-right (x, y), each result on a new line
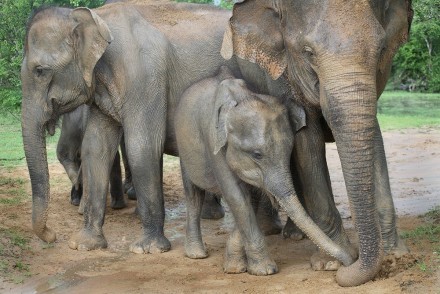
top-left (34, 224), bottom-right (57, 243)
top-left (335, 253), bottom-right (383, 287)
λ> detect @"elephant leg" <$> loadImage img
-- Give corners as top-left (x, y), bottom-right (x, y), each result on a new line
top-left (109, 150), bottom-right (126, 209)
top-left (68, 106), bottom-right (122, 251)
top-left (70, 183), bottom-right (83, 206)
top-left (219, 178), bottom-right (276, 276)
top-left (181, 165), bottom-right (207, 258)
top-left (201, 192), bottom-right (224, 220)
top-left (125, 111), bottom-right (170, 254)
top-left (292, 111), bottom-right (357, 269)
top-left (373, 121), bottom-right (408, 254)
top-left (282, 217), bottom-right (305, 241)
top-left (224, 227), bottom-right (247, 274)
top-left (57, 124), bottom-right (82, 206)
top-left (251, 189), bottom-right (282, 236)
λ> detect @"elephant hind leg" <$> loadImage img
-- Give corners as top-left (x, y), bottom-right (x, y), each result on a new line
top-left (201, 192), bottom-right (224, 220)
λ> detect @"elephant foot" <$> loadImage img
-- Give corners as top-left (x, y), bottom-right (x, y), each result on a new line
top-left (129, 234), bottom-right (171, 254)
top-left (223, 252), bottom-right (247, 274)
top-left (70, 185), bottom-right (82, 206)
top-left (111, 197), bottom-right (127, 210)
top-left (127, 187), bottom-right (137, 200)
top-left (282, 217), bottom-right (305, 240)
top-left (185, 239), bottom-right (208, 259)
top-left (384, 235), bottom-right (409, 257)
top-left (201, 193), bottom-right (225, 220)
top-left (247, 257), bottom-right (278, 276)
top-left (223, 230), bottom-right (247, 274)
top-left (123, 179), bottom-right (133, 193)
top-left (223, 245), bottom-right (278, 276)
top-left (36, 226), bottom-right (57, 244)
top-left (310, 250), bottom-right (342, 271)
top-left (68, 229), bottom-right (107, 251)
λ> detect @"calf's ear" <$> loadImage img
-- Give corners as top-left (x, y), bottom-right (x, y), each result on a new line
top-left (213, 84), bottom-right (238, 155)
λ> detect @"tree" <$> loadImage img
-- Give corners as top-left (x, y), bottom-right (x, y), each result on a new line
top-left (392, 0), bottom-right (440, 92)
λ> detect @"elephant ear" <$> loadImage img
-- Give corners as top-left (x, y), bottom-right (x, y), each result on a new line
top-left (377, 0), bottom-right (413, 92)
top-left (70, 8), bottom-right (113, 87)
top-left (213, 83), bottom-right (238, 155)
top-left (221, 0), bottom-right (286, 80)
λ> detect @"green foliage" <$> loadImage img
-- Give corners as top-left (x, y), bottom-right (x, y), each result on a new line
top-left (392, 0), bottom-right (440, 92)
top-left (175, 0), bottom-right (233, 9)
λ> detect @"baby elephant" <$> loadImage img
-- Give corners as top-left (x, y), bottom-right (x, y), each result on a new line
top-left (175, 67), bottom-right (354, 276)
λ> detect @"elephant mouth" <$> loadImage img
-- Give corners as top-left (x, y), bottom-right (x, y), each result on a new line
top-left (45, 99), bottom-right (61, 136)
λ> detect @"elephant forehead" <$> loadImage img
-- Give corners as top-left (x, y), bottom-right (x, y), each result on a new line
top-left (27, 24), bottom-right (73, 68)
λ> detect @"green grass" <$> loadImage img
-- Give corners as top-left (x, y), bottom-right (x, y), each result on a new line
top-left (378, 91), bottom-right (440, 130)
top-left (0, 228), bottom-right (32, 283)
top-left (400, 207), bottom-right (440, 274)
top-left (0, 91), bottom-right (439, 168)
top-left (0, 177), bottom-right (28, 205)
top-left (0, 110), bottom-right (60, 167)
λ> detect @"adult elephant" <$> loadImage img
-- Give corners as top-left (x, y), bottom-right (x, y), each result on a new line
top-left (221, 0), bottom-right (413, 287)
top-left (22, 2), bottom-right (301, 257)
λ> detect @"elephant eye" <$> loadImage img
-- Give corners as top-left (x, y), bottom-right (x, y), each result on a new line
top-left (251, 151), bottom-right (263, 160)
top-left (303, 46), bottom-right (314, 57)
top-left (35, 65), bottom-right (51, 78)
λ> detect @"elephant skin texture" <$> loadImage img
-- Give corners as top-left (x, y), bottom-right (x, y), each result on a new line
top-left (175, 67), bottom-right (355, 276)
top-left (22, 2), bottom-right (303, 256)
top-left (221, 0), bottom-right (413, 286)
top-left (57, 104), bottom-right (126, 209)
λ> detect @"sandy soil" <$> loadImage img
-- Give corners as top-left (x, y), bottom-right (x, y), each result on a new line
top-left (0, 128), bottom-right (439, 293)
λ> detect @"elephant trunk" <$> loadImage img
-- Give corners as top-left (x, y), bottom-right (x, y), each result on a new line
top-left (321, 69), bottom-right (383, 287)
top-left (266, 170), bottom-right (355, 267)
top-left (21, 97), bottom-right (56, 243)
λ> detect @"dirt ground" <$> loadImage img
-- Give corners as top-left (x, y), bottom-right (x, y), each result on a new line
top-left (0, 128), bottom-right (439, 294)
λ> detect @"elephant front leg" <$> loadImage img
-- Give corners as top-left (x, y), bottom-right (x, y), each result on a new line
top-left (68, 107), bottom-right (122, 251)
top-left (218, 177), bottom-right (277, 276)
top-left (373, 121), bottom-right (408, 254)
top-left (181, 166), bottom-right (207, 258)
top-left (124, 120), bottom-right (170, 254)
top-left (292, 113), bottom-right (357, 269)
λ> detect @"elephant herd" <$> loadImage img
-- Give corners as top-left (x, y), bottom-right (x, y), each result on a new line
top-left (21, 0), bottom-right (413, 287)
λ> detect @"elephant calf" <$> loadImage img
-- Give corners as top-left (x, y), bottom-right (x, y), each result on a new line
top-left (175, 67), bottom-right (354, 275)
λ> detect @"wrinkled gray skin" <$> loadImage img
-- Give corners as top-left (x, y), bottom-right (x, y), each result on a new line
top-left (57, 104), bottom-right (126, 209)
top-left (22, 2), bottom-right (306, 256)
top-left (222, 0), bottom-right (413, 286)
top-left (175, 67), bottom-right (354, 275)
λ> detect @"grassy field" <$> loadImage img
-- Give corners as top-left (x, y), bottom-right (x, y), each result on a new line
top-left (378, 91), bottom-right (440, 130)
top-left (0, 111), bottom-right (59, 168)
top-left (0, 91), bottom-right (439, 167)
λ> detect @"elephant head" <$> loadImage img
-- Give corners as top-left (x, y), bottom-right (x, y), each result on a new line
top-left (221, 0), bottom-right (413, 287)
top-left (213, 78), bottom-right (354, 267)
top-left (21, 7), bottom-right (112, 243)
